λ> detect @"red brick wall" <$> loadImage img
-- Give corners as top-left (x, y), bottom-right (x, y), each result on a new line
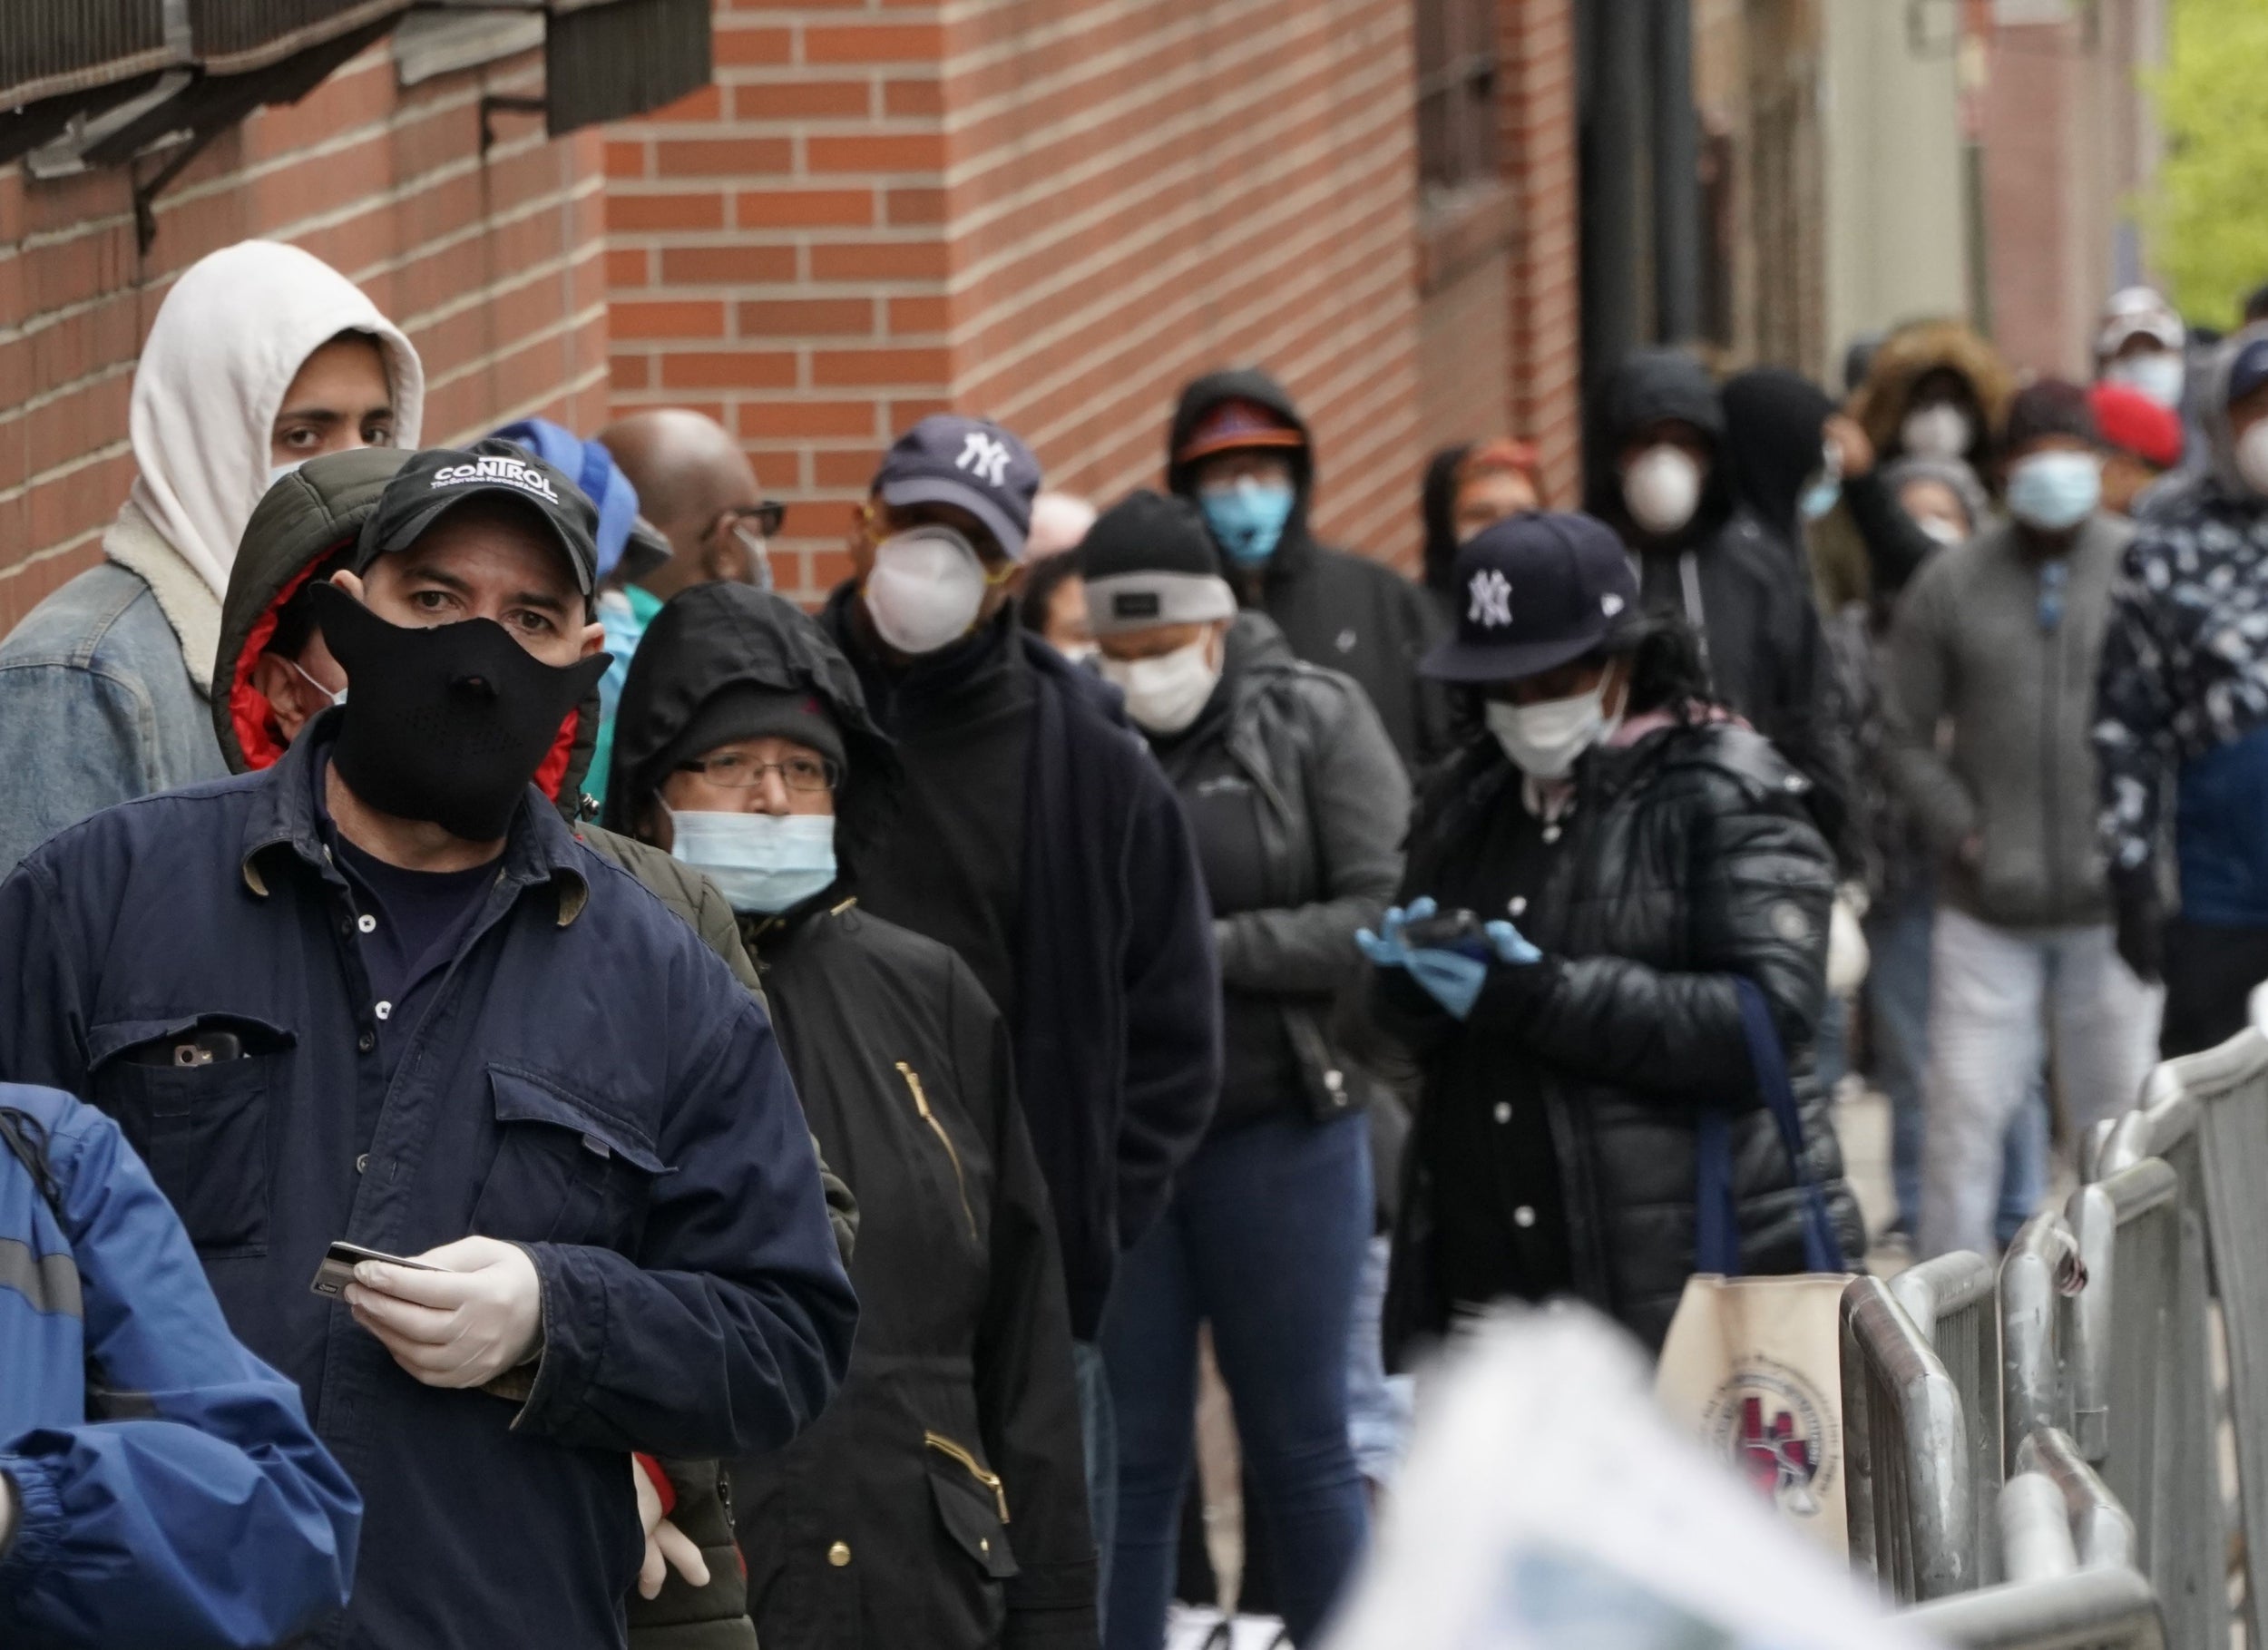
top-left (610, 0), bottom-right (1425, 597)
top-left (606, 3), bottom-right (953, 600)
top-left (0, 42), bottom-right (611, 632)
top-left (1499, 0), bottom-right (1581, 507)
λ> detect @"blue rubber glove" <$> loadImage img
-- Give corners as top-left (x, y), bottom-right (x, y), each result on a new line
top-left (1405, 946), bottom-right (1490, 1019)
top-left (1355, 897), bottom-right (1438, 971)
top-left (1483, 919), bottom-right (1543, 965)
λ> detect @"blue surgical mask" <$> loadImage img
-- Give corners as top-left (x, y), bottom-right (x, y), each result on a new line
top-left (2007, 450), bottom-right (2102, 533)
top-left (1200, 477), bottom-right (1295, 568)
top-left (668, 807), bottom-right (837, 913)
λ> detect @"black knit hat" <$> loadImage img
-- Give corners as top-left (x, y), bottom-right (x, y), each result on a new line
top-left (2005, 378), bottom-right (2099, 452)
top-left (658, 682), bottom-right (847, 780)
top-left (1079, 489), bottom-right (1237, 636)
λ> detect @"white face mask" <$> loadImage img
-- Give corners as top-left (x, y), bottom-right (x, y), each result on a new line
top-left (2107, 351), bottom-right (2185, 410)
top-left (267, 459), bottom-right (306, 491)
top-left (862, 525), bottom-right (989, 656)
top-left (667, 807), bottom-right (837, 913)
top-left (1916, 515), bottom-right (1968, 549)
top-left (2238, 422), bottom-right (2268, 498)
top-left (1901, 404), bottom-right (1974, 461)
top-left (1620, 445), bottom-right (1703, 536)
top-left (1485, 677), bottom-right (1622, 781)
top-left (1099, 636), bottom-right (1222, 736)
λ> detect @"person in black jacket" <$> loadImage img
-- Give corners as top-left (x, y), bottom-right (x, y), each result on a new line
top-left (1079, 493), bottom-right (1406, 1649)
top-left (1168, 368), bottom-right (1452, 773)
top-left (821, 414), bottom-right (1222, 1591)
top-left (607, 582), bottom-right (1097, 1650)
top-left (1588, 350), bottom-right (1851, 860)
top-left (1364, 513), bottom-right (1862, 1357)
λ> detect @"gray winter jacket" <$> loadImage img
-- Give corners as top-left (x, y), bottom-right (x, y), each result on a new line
top-left (1884, 511), bottom-right (2135, 928)
top-left (1153, 612), bottom-right (1410, 1123)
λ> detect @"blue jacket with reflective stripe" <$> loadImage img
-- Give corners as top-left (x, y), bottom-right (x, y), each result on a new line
top-left (0, 1081), bottom-right (360, 1647)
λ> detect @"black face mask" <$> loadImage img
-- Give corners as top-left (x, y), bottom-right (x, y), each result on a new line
top-left (310, 582), bottom-right (609, 842)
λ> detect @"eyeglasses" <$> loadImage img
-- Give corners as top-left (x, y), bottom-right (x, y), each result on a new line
top-left (676, 752), bottom-right (839, 792)
top-left (718, 503), bottom-right (787, 539)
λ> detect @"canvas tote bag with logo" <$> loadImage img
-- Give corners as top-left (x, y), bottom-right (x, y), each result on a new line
top-left (1656, 979), bottom-right (1854, 1556)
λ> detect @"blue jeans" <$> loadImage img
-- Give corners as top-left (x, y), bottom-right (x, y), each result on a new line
top-left (1868, 890), bottom-right (2046, 1245)
top-left (1074, 1339), bottom-right (1117, 1613)
top-left (1100, 1111), bottom-right (1372, 1647)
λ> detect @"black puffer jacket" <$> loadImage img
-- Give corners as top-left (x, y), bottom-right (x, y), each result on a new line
top-left (1589, 352), bottom-right (1852, 862)
top-left (1168, 368), bottom-right (1452, 773)
top-left (1373, 721), bottom-right (1863, 1357)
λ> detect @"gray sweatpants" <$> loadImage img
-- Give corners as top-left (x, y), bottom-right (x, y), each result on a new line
top-left (1918, 905), bottom-right (2163, 1258)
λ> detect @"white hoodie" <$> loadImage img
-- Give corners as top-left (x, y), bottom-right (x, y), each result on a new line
top-left (110, 240), bottom-right (425, 687)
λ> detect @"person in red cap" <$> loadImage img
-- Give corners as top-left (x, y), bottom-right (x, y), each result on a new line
top-left (1167, 369), bottom-right (1452, 771)
top-left (2087, 381), bottom-right (2185, 517)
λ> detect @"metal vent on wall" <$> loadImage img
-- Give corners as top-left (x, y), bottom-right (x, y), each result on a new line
top-left (0, 0), bottom-right (175, 111)
top-left (543, 0), bottom-right (709, 136)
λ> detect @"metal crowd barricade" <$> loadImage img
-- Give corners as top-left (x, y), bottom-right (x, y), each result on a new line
top-left (2090, 999), bottom-right (2268, 1650)
top-left (1901, 1427), bottom-right (2165, 1650)
top-left (1889, 1250), bottom-right (2001, 1586)
top-left (1998, 1212), bottom-right (2081, 1465)
top-left (1841, 1275), bottom-right (1974, 1600)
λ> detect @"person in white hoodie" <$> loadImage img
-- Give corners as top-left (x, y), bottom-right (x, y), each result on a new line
top-left (0, 239), bottom-right (423, 874)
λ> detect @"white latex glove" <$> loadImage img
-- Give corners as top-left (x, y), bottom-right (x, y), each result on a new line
top-left (345, 1235), bottom-right (543, 1389)
top-left (633, 1457), bottom-right (711, 1599)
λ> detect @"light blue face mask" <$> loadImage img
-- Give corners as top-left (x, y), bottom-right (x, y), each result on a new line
top-left (1200, 477), bottom-right (1295, 568)
top-left (2007, 450), bottom-right (2102, 533)
top-left (268, 459), bottom-right (306, 491)
top-left (1798, 473), bottom-right (1843, 522)
top-left (668, 807), bottom-right (837, 913)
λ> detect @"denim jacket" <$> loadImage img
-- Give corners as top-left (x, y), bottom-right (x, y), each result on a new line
top-left (0, 558), bottom-right (228, 875)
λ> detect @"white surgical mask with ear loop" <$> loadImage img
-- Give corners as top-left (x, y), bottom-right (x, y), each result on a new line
top-left (1486, 671), bottom-right (1624, 781)
top-left (2238, 422), bottom-right (2268, 498)
top-left (1901, 404), bottom-right (1974, 461)
top-left (282, 655), bottom-right (345, 709)
top-left (667, 806), bottom-right (837, 913)
top-left (1620, 445), bottom-right (1703, 536)
top-left (862, 524), bottom-right (989, 656)
top-left (1099, 637), bottom-right (1222, 736)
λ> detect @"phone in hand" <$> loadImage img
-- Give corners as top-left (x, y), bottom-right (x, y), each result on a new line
top-left (311, 1240), bottom-right (441, 1299)
top-left (1400, 908), bottom-right (1495, 960)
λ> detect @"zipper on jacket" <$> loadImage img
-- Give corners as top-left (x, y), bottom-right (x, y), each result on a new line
top-left (896, 1061), bottom-right (977, 1240)
top-left (924, 1430), bottom-right (1010, 1523)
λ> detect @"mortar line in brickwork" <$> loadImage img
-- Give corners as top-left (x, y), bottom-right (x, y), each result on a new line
top-left (422, 300), bottom-right (609, 397)
top-left (396, 238), bottom-right (604, 337)
top-left (447, 358), bottom-right (611, 446)
top-left (0, 357), bottom-right (135, 421)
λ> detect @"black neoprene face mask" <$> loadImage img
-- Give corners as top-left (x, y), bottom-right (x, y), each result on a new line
top-left (310, 581), bottom-right (609, 842)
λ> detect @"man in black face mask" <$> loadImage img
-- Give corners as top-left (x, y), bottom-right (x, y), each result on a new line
top-left (0, 444), bottom-right (858, 1650)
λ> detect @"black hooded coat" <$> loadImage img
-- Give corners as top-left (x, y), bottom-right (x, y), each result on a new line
top-left (1589, 351), bottom-right (1852, 860)
top-left (1168, 369), bottom-right (1452, 773)
top-left (608, 583), bottom-right (1099, 1650)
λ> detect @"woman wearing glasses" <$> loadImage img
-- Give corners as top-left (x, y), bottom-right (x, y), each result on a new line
top-left (604, 581), bottom-right (1100, 1650)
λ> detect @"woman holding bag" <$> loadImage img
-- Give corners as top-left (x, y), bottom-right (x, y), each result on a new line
top-left (1361, 512), bottom-right (1864, 1361)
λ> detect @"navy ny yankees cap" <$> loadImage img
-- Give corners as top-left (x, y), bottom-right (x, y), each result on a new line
top-left (1421, 510), bottom-right (1638, 683)
top-left (874, 414), bottom-right (1041, 561)
top-left (357, 439), bottom-right (600, 595)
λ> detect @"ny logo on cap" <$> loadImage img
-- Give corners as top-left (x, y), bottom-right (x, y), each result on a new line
top-left (956, 431), bottom-right (1012, 488)
top-left (1469, 568), bottom-right (1513, 630)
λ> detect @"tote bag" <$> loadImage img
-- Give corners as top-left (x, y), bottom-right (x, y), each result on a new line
top-left (1655, 979), bottom-right (1854, 1556)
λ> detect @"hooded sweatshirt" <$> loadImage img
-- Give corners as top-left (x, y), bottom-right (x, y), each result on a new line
top-left (1588, 350), bottom-right (1853, 860)
top-left (606, 585), bottom-right (1099, 1650)
top-left (1168, 368), bottom-right (1452, 772)
top-left (2095, 321), bottom-right (2268, 924)
top-left (0, 240), bottom-right (423, 875)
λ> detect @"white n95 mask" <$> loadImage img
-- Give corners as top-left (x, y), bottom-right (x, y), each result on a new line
top-left (863, 525), bottom-right (988, 656)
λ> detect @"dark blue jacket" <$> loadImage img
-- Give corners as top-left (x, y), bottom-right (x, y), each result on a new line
top-left (0, 1082), bottom-right (359, 1648)
top-left (0, 725), bottom-right (858, 1649)
top-left (1007, 640), bottom-right (1222, 1337)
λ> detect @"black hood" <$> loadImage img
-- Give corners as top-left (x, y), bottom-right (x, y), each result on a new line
top-left (1720, 367), bottom-right (1835, 545)
top-left (1584, 349), bottom-right (1735, 542)
top-left (1166, 366), bottom-right (1317, 572)
top-left (1420, 443), bottom-right (1472, 600)
top-left (601, 582), bottom-right (900, 873)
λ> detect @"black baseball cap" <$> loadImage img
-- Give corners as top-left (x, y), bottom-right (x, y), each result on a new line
top-left (874, 414), bottom-right (1041, 561)
top-left (355, 440), bottom-right (600, 595)
top-left (2226, 334), bottom-right (2268, 407)
top-left (1421, 511), bottom-right (1638, 683)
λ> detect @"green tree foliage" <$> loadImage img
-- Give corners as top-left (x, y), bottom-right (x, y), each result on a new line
top-left (2155, 0), bottom-right (2268, 327)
